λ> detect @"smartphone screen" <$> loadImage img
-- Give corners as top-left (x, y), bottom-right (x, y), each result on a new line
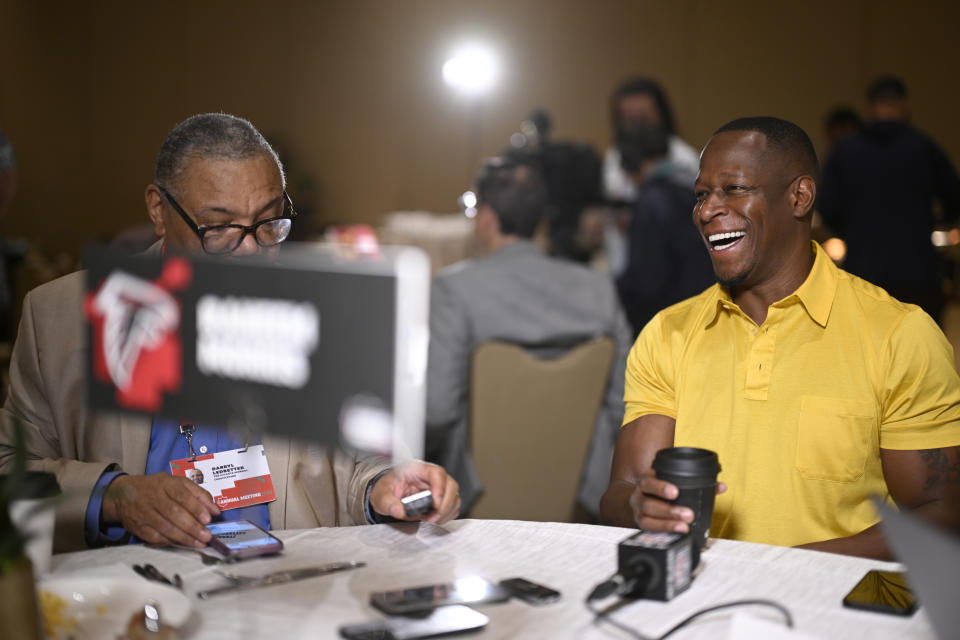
top-left (499, 577), bottom-right (561, 605)
top-left (339, 605), bottom-right (489, 640)
top-left (842, 570), bottom-right (917, 616)
top-left (370, 577), bottom-right (510, 615)
top-left (207, 519), bottom-right (284, 558)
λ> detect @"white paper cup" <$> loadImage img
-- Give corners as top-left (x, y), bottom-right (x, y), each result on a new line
top-left (9, 498), bottom-right (55, 574)
top-left (3, 471), bottom-right (59, 576)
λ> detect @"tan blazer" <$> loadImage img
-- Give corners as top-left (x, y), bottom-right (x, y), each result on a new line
top-left (0, 270), bottom-right (389, 552)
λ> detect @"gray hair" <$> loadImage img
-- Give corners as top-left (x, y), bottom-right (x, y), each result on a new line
top-left (154, 113), bottom-right (285, 192)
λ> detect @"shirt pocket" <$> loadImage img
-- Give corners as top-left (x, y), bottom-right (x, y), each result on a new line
top-left (795, 395), bottom-right (877, 482)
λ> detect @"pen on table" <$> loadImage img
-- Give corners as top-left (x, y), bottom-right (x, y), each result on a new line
top-left (196, 561), bottom-right (366, 599)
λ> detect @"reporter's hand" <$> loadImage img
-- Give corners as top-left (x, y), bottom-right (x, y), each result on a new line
top-left (628, 474), bottom-right (727, 533)
top-left (369, 461), bottom-right (460, 524)
top-left (102, 473), bottom-right (221, 547)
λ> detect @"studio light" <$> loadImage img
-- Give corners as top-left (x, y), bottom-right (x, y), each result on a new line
top-left (442, 45), bottom-right (497, 96)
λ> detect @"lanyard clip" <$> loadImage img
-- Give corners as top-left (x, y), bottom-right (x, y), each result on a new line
top-left (238, 430), bottom-right (251, 454)
top-left (179, 422), bottom-right (198, 460)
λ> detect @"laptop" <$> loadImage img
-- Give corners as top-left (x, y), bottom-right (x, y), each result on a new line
top-left (84, 242), bottom-right (430, 459)
top-left (874, 498), bottom-right (960, 640)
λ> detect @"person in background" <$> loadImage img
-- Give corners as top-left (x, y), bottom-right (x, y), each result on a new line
top-left (0, 127), bottom-right (15, 222)
top-left (0, 113), bottom-right (460, 552)
top-left (426, 157), bottom-right (631, 518)
top-left (601, 77), bottom-right (700, 279)
top-left (0, 127), bottom-right (17, 342)
top-left (819, 75), bottom-right (960, 324)
top-left (504, 110), bottom-right (604, 264)
top-left (614, 122), bottom-right (714, 336)
top-left (823, 105), bottom-right (862, 149)
top-left (602, 77), bottom-right (699, 204)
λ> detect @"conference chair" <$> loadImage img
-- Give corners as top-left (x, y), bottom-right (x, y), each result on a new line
top-left (468, 337), bottom-right (614, 521)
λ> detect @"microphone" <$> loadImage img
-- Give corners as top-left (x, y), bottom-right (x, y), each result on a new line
top-left (587, 531), bottom-right (695, 602)
top-left (587, 567), bottom-right (651, 601)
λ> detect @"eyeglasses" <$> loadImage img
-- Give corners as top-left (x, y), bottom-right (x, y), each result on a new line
top-left (157, 185), bottom-right (297, 255)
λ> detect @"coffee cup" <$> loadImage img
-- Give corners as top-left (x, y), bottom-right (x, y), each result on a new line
top-left (3, 471), bottom-right (60, 575)
top-left (652, 447), bottom-right (721, 564)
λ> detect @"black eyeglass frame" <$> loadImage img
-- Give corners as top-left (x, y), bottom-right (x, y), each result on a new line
top-left (156, 184), bottom-right (297, 255)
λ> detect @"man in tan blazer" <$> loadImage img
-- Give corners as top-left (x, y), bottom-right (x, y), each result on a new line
top-left (0, 113), bottom-right (459, 552)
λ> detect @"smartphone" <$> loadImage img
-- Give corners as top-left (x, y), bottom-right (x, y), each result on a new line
top-left (339, 605), bottom-right (488, 640)
top-left (370, 577), bottom-right (510, 615)
top-left (499, 577), bottom-right (561, 605)
top-left (842, 569), bottom-right (917, 616)
top-left (206, 519), bottom-right (284, 559)
top-left (401, 490), bottom-right (434, 518)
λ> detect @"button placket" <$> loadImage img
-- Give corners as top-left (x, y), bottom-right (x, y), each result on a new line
top-left (745, 316), bottom-right (777, 400)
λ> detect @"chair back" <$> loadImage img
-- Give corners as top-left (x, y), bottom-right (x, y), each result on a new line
top-left (468, 337), bottom-right (614, 521)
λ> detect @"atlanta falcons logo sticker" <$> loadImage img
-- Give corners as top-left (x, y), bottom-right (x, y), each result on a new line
top-left (85, 258), bottom-right (192, 412)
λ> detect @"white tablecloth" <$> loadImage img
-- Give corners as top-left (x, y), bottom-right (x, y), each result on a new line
top-left (48, 519), bottom-right (935, 639)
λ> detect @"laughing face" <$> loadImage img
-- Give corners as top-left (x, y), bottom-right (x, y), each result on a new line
top-left (693, 130), bottom-right (808, 292)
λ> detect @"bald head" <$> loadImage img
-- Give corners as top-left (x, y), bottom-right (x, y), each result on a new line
top-left (713, 116), bottom-right (819, 185)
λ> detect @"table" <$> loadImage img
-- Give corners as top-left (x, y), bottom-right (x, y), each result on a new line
top-left (48, 519), bottom-right (936, 639)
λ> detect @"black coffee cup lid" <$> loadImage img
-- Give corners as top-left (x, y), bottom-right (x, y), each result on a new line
top-left (0, 471), bottom-right (61, 499)
top-left (652, 447), bottom-right (721, 478)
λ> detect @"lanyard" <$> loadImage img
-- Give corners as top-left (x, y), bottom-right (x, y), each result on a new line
top-left (178, 422), bottom-right (255, 459)
top-left (179, 423), bottom-right (198, 460)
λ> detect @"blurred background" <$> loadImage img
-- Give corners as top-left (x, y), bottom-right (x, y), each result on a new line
top-left (2, 0), bottom-right (959, 257)
top-left (2, 0), bottom-right (960, 513)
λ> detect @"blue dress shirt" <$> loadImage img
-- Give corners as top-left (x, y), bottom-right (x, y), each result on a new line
top-left (84, 419), bottom-right (271, 546)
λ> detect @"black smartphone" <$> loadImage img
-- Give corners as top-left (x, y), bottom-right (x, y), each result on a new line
top-left (370, 577), bottom-right (510, 615)
top-left (499, 577), bottom-right (561, 605)
top-left (339, 605), bottom-right (488, 640)
top-left (206, 519), bottom-right (284, 559)
top-left (842, 569), bottom-right (917, 616)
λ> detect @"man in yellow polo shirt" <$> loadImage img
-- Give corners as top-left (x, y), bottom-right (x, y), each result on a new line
top-left (600, 116), bottom-right (960, 559)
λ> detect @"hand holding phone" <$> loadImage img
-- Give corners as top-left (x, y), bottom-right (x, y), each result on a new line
top-left (368, 462), bottom-right (461, 524)
top-left (842, 569), bottom-right (917, 616)
top-left (206, 519), bottom-right (284, 559)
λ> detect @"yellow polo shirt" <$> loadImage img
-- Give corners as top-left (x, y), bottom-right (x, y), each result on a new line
top-left (624, 242), bottom-right (960, 547)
